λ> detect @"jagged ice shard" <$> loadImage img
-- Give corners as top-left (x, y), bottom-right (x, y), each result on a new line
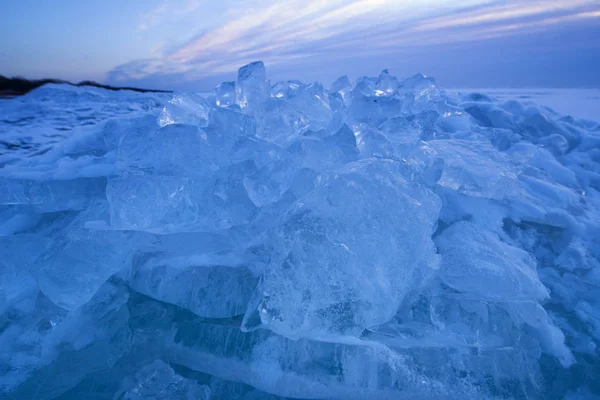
top-left (0, 61), bottom-right (599, 399)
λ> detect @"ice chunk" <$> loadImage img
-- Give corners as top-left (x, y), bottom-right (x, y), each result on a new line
top-left (242, 159), bottom-right (441, 339)
top-left (330, 75), bottom-right (353, 101)
top-left (538, 133), bottom-right (570, 155)
top-left (236, 61), bottom-right (269, 113)
top-left (374, 69), bottom-right (398, 97)
top-left (517, 105), bottom-right (565, 139)
top-left (324, 124), bottom-right (359, 159)
top-left (243, 159), bottom-right (300, 207)
top-left (110, 160), bottom-right (257, 232)
top-left (2, 282), bottom-right (130, 398)
top-left (107, 176), bottom-right (202, 231)
top-left (131, 251), bottom-right (258, 318)
top-left (215, 81), bottom-right (236, 107)
top-left (209, 160), bottom-right (259, 226)
top-left (255, 98), bottom-right (309, 144)
top-left (436, 221), bottom-right (574, 366)
top-left (116, 360), bottom-right (210, 400)
top-left (117, 123), bottom-right (215, 177)
top-left (102, 114), bottom-right (158, 150)
top-left (34, 215), bottom-right (150, 309)
top-left (379, 113), bottom-right (435, 151)
top-left (0, 177), bottom-right (107, 212)
top-left (436, 221), bottom-right (548, 300)
top-left (369, 289), bottom-right (548, 398)
top-left (258, 82), bottom-right (336, 144)
top-left (208, 377), bottom-right (294, 400)
top-left (507, 142), bottom-right (579, 189)
top-left (352, 124), bottom-right (396, 159)
top-left (502, 300), bottom-right (575, 367)
top-left (327, 91), bottom-right (347, 132)
top-left (270, 80), bottom-right (304, 99)
top-left (0, 207), bottom-right (43, 236)
top-left (227, 135), bottom-right (283, 169)
top-left (398, 73), bottom-right (440, 101)
top-left (462, 102), bottom-right (516, 130)
top-left (402, 142), bottom-right (444, 186)
top-left (347, 85), bottom-right (402, 126)
top-left (287, 135), bottom-right (355, 171)
top-left (206, 106), bottom-right (257, 150)
top-left (289, 82), bottom-right (333, 132)
top-left (131, 297), bottom-right (481, 399)
top-left (0, 235), bottom-right (43, 313)
top-left (158, 93), bottom-right (210, 127)
top-left (429, 139), bottom-right (522, 200)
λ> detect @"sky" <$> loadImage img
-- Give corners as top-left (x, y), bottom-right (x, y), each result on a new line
top-left (1, 0), bottom-right (599, 90)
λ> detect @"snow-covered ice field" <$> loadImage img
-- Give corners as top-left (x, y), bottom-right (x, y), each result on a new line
top-left (449, 88), bottom-right (600, 122)
top-left (1, 63), bottom-right (599, 399)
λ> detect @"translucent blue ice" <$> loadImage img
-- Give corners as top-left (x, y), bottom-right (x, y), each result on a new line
top-left (0, 63), bottom-right (599, 399)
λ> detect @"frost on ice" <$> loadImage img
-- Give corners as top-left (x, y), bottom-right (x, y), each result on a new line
top-left (1, 61), bottom-right (599, 399)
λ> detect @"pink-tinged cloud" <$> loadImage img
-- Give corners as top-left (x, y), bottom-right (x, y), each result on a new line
top-left (107, 0), bottom-right (600, 89)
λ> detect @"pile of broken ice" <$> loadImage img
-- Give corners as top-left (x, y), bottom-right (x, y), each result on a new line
top-left (1, 61), bottom-right (599, 399)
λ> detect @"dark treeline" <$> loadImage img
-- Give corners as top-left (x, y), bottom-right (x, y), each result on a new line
top-left (0, 75), bottom-right (171, 97)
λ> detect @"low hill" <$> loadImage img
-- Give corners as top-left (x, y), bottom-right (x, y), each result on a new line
top-left (0, 75), bottom-right (171, 98)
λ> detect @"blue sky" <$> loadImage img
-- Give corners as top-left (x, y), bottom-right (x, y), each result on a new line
top-left (1, 0), bottom-right (599, 90)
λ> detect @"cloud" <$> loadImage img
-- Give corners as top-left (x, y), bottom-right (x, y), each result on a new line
top-left (137, 0), bottom-right (205, 31)
top-left (411, 0), bottom-right (595, 31)
top-left (108, 0), bottom-right (600, 88)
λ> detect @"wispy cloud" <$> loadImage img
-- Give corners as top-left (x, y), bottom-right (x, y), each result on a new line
top-left (412, 0), bottom-right (594, 31)
top-left (137, 0), bottom-right (205, 31)
top-left (108, 0), bottom-right (600, 87)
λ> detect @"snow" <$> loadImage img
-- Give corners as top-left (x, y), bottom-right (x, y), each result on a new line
top-left (449, 88), bottom-right (600, 122)
top-left (0, 62), bottom-right (599, 399)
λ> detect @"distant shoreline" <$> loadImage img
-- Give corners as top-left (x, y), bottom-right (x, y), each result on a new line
top-left (0, 75), bottom-right (172, 98)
